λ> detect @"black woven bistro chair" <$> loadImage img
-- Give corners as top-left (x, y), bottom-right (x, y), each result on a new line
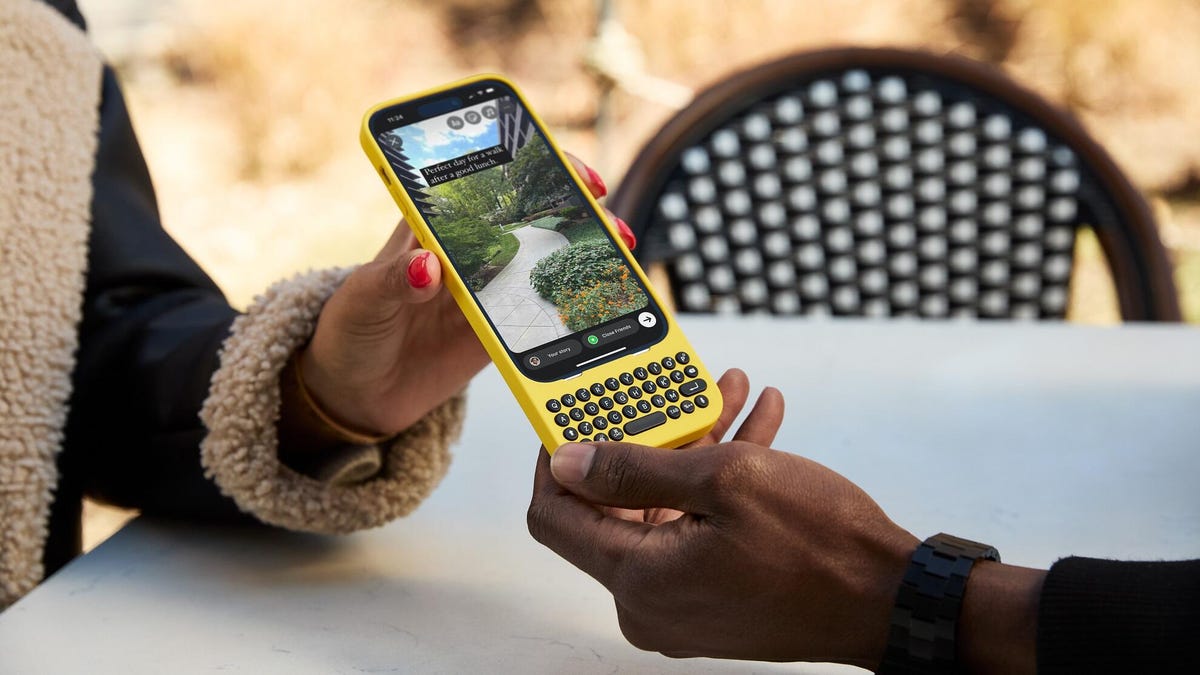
top-left (609, 48), bottom-right (1180, 320)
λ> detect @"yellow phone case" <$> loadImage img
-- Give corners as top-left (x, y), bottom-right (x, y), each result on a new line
top-left (361, 74), bottom-right (721, 452)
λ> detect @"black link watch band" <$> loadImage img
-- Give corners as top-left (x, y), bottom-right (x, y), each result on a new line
top-left (878, 533), bottom-right (1001, 674)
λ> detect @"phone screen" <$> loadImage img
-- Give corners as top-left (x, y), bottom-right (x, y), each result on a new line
top-left (369, 79), bottom-right (668, 381)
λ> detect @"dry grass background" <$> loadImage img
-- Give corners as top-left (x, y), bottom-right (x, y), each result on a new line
top-left (77, 0), bottom-right (1200, 546)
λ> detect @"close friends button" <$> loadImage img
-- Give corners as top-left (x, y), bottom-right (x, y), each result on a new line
top-left (584, 318), bottom-right (639, 349)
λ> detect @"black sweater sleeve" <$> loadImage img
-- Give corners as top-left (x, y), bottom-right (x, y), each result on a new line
top-left (1037, 556), bottom-right (1200, 673)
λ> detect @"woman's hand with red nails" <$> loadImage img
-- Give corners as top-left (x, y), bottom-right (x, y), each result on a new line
top-left (564, 152), bottom-right (636, 250)
top-left (613, 217), bottom-right (637, 250)
top-left (565, 152), bottom-right (608, 200)
top-left (294, 155), bottom-right (613, 437)
top-left (295, 220), bottom-right (486, 436)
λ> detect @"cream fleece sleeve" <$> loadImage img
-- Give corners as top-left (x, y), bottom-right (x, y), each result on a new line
top-left (199, 268), bottom-right (465, 534)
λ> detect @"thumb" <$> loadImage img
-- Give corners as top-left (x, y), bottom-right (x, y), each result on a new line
top-left (346, 249), bottom-right (444, 314)
top-left (550, 442), bottom-right (715, 514)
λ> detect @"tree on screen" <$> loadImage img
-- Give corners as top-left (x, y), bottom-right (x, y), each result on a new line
top-left (509, 137), bottom-right (571, 215)
top-left (429, 165), bottom-right (516, 226)
top-left (432, 214), bottom-right (501, 286)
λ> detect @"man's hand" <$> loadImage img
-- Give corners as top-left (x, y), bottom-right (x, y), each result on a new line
top-left (527, 371), bottom-right (919, 667)
top-left (596, 368), bottom-right (783, 527)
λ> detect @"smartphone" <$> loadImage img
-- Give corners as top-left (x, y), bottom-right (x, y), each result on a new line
top-left (361, 75), bottom-right (721, 452)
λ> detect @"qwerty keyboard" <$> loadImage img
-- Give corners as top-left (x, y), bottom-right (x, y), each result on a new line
top-left (544, 351), bottom-right (709, 442)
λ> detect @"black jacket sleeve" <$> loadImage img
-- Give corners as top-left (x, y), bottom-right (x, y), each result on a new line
top-left (48, 66), bottom-right (248, 574)
top-left (1037, 556), bottom-right (1200, 673)
top-left (41, 0), bottom-right (84, 30)
top-left (41, 0), bottom-right (466, 577)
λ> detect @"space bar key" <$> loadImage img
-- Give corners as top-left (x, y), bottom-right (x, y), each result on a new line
top-left (624, 412), bottom-right (667, 436)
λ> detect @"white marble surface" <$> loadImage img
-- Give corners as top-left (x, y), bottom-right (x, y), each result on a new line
top-left (3, 318), bottom-right (1199, 674)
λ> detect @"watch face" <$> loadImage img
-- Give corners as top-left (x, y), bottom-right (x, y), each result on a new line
top-left (928, 532), bottom-right (1001, 562)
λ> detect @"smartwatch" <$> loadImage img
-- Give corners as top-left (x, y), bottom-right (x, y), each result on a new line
top-left (877, 532), bottom-right (1000, 674)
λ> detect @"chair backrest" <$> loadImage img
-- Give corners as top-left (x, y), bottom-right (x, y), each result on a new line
top-left (609, 48), bottom-right (1180, 320)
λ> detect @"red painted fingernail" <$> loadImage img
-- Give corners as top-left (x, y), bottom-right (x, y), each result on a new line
top-left (616, 217), bottom-right (637, 250)
top-left (407, 251), bottom-right (432, 289)
top-left (585, 165), bottom-right (608, 198)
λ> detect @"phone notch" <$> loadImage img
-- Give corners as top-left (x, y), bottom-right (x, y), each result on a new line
top-left (417, 96), bottom-right (464, 118)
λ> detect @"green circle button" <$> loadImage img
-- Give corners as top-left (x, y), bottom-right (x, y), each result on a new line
top-left (587, 335), bottom-right (599, 345)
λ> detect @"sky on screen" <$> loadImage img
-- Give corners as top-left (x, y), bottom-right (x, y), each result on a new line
top-left (391, 100), bottom-right (500, 173)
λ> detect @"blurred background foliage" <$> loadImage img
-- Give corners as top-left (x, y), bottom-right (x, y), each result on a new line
top-left (77, 0), bottom-right (1200, 322)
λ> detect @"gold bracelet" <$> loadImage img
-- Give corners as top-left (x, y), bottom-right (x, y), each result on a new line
top-left (291, 355), bottom-right (394, 445)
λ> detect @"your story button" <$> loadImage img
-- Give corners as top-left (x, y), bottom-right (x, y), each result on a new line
top-left (524, 338), bottom-right (583, 369)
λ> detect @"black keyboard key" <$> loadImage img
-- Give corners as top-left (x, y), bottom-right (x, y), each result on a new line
top-left (648, 362), bottom-right (662, 376)
top-left (584, 402), bottom-right (599, 416)
top-left (657, 375), bottom-right (671, 389)
top-left (594, 433), bottom-right (609, 441)
top-left (563, 428), bottom-right (579, 441)
top-left (554, 413), bottom-right (570, 427)
top-left (605, 377), bottom-right (620, 391)
top-left (546, 399), bottom-right (561, 413)
top-left (575, 388), bottom-right (590, 402)
top-left (642, 381), bottom-right (657, 394)
top-left (666, 405), bottom-right (681, 419)
top-left (608, 428), bottom-right (624, 441)
top-left (675, 351), bottom-right (690, 364)
top-left (665, 389), bottom-right (680, 403)
top-left (661, 356), bottom-right (676, 369)
top-left (651, 394), bottom-right (665, 408)
top-left (561, 393), bottom-right (576, 407)
top-left (619, 372), bottom-right (634, 386)
top-left (628, 386), bottom-right (643, 399)
top-left (670, 371), bottom-right (685, 384)
top-left (681, 400), bottom-right (695, 414)
top-left (590, 382), bottom-right (606, 397)
top-left (614, 391), bottom-right (629, 405)
top-left (695, 394), bottom-right (710, 408)
top-left (624, 411), bottom-right (667, 436)
top-left (593, 416), bottom-right (608, 430)
top-left (684, 365), bottom-right (699, 379)
top-left (622, 405), bottom-right (637, 419)
top-left (608, 411), bottom-right (623, 424)
top-left (679, 379), bottom-right (707, 397)
top-left (636, 400), bottom-right (651, 414)
top-left (569, 408), bottom-right (585, 421)
top-left (599, 397), bottom-right (614, 410)
top-left (579, 421), bottom-right (594, 435)
top-left (633, 367), bottom-right (648, 381)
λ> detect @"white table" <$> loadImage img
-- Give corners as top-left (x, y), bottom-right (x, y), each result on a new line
top-left (3, 319), bottom-right (1199, 674)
